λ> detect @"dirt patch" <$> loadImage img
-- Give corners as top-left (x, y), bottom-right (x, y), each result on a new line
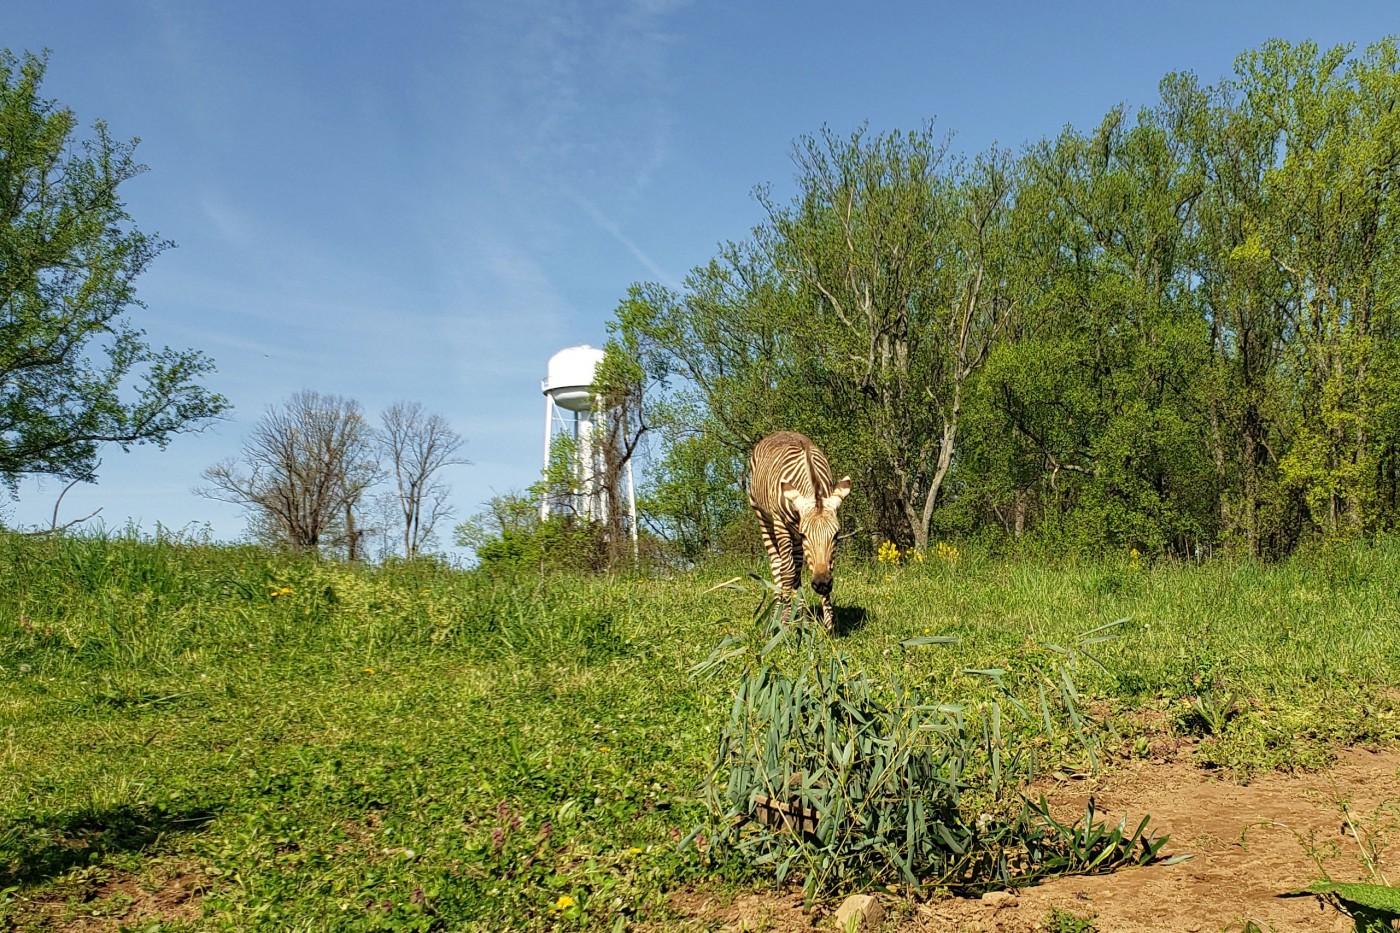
top-left (662, 746), bottom-right (1400, 932)
top-left (659, 889), bottom-right (824, 933)
top-left (8, 858), bottom-right (209, 931)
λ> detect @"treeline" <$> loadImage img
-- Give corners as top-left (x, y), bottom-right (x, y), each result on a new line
top-left (202, 391), bottom-right (468, 561)
top-left (604, 38), bottom-right (1400, 561)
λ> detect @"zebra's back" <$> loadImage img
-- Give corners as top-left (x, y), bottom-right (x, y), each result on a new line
top-left (748, 431), bottom-right (836, 518)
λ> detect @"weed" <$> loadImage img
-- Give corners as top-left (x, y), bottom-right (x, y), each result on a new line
top-left (1044, 906), bottom-right (1097, 932)
top-left (1288, 881), bottom-right (1400, 931)
top-left (1272, 788), bottom-right (1400, 931)
top-left (1179, 684), bottom-right (1242, 737)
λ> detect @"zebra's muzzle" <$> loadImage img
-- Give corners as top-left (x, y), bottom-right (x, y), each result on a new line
top-left (812, 574), bottom-right (832, 596)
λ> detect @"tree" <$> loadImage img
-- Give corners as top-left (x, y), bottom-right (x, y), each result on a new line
top-left (759, 125), bottom-right (1016, 548)
top-left (638, 428), bottom-right (750, 560)
top-left (453, 489), bottom-right (604, 573)
top-left (603, 39), bottom-right (1400, 560)
top-left (0, 50), bottom-right (228, 494)
top-left (377, 401), bottom-right (468, 558)
top-left (607, 244), bottom-right (834, 558)
top-left (608, 242), bottom-right (812, 453)
top-left (1239, 40), bottom-right (1400, 538)
top-left (1175, 67), bottom-right (1302, 557)
top-left (201, 390), bottom-right (379, 555)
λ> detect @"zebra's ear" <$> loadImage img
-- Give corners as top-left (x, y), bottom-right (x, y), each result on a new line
top-left (780, 481), bottom-right (800, 504)
top-left (832, 477), bottom-right (852, 500)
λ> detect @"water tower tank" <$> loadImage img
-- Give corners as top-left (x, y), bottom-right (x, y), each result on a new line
top-left (543, 345), bottom-right (606, 412)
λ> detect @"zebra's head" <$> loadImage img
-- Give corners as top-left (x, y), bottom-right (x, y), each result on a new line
top-left (782, 476), bottom-right (853, 596)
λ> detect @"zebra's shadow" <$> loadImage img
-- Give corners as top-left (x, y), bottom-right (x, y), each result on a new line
top-left (833, 604), bottom-right (868, 637)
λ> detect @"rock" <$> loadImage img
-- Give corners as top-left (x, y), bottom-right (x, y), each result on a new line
top-left (833, 893), bottom-right (884, 931)
top-left (981, 890), bottom-right (1018, 910)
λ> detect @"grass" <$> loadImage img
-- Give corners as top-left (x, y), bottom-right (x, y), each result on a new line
top-left (2, 531), bottom-right (1400, 929)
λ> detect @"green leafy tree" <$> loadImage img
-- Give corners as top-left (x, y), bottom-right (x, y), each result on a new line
top-left (1237, 40), bottom-right (1400, 538)
top-left (603, 39), bottom-right (1400, 561)
top-left (639, 423), bottom-right (750, 561)
top-left (609, 242), bottom-right (813, 450)
top-left (759, 125), bottom-right (1016, 549)
top-left (0, 50), bottom-right (228, 493)
top-left (606, 246), bottom-right (827, 555)
top-left (1176, 67), bottom-right (1302, 557)
top-left (453, 489), bottom-right (603, 573)
top-left (979, 99), bottom-right (1215, 554)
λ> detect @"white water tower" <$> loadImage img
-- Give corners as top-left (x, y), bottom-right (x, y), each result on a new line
top-left (540, 347), bottom-right (637, 552)
top-left (541, 345), bottom-right (605, 521)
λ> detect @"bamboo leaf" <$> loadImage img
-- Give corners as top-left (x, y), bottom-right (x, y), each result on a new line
top-left (901, 635), bottom-right (961, 647)
top-left (1078, 617), bottom-right (1130, 639)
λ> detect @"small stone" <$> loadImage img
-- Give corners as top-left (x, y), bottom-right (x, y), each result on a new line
top-left (833, 894), bottom-right (884, 931)
top-left (981, 890), bottom-right (1018, 910)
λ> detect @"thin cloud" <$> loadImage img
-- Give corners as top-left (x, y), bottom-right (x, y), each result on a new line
top-left (563, 188), bottom-right (680, 288)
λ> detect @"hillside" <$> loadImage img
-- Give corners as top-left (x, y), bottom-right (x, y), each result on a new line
top-left (4, 533), bottom-right (1400, 930)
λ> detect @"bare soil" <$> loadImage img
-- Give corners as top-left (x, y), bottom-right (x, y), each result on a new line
top-left (11, 858), bottom-right (208, 932)
top-left (664, 744), bottom-right (1400, 932)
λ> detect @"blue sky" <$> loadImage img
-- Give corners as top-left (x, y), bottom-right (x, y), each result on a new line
top-left (4, 2), bottom-right (1395, 552)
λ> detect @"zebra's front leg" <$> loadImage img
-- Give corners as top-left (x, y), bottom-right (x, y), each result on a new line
top-left (760, 520), bottom-right (796, 624)
top-left (819, 594), bottom-right (834, 632)
top-left (784, 534), bottom-right (805, 626)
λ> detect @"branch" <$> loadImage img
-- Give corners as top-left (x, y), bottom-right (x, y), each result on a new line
top-left (20, 470), bottom-right (104, 536)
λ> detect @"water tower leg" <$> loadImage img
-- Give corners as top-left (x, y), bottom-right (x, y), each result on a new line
top-left (540, 394), bottom-right (554, 523)
top-left (576, 411), bottom-right (591, 520)
top-left (593, 400), bottom-right (608, 526)
top-left (627, 456), bottom-right (638, 560)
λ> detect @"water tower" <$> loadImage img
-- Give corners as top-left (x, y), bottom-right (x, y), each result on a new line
top-left (539, 347), bottom-right (637, 551)
top-left (541, 345), bottom-right (605, 521)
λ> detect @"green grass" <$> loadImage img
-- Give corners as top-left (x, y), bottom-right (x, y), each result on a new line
top-left (2, 532), bottom-right (1400, 930)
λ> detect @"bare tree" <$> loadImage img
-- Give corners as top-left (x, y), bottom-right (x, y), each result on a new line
top-left (201, 390), bottom-right (380, 555)
top-left (377, 401), bottom-right (468, 558)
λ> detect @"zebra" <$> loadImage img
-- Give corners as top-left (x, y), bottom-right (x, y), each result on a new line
top-left (748, 431), bottom-right (852, 630)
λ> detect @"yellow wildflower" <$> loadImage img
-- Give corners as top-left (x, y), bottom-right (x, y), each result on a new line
top-left (554, 895), bottom-right (576, 911)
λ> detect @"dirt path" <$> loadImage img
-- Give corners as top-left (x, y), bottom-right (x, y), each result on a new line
top-left (671, 746), bottom-right (1400, 932)
top-left (918, 745), bottom-right (1400, 931)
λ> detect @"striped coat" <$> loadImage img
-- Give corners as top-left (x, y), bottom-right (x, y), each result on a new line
top-left (748, 431), bottom-right (852, 630)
